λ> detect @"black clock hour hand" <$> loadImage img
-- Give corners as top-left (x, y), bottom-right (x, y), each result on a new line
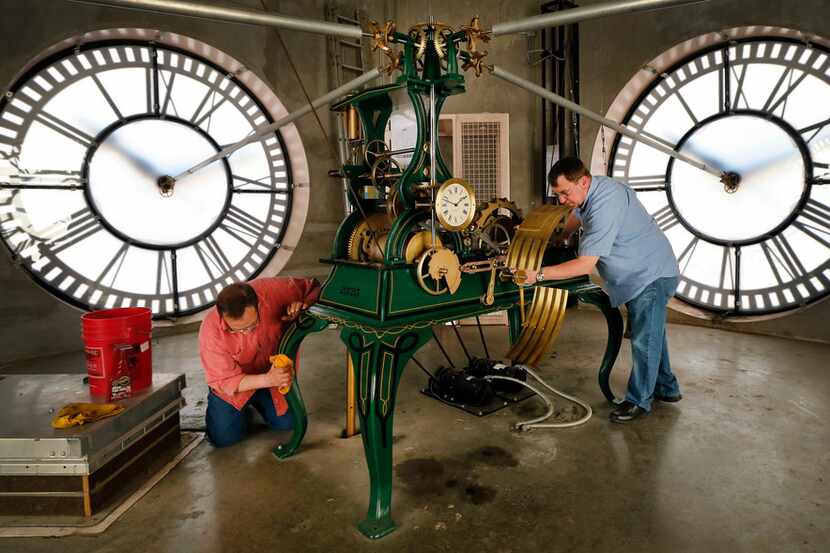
top-left (104, 134), bottom-right (160, 178)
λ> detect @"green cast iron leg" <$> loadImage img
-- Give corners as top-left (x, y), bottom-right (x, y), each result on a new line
top-left (342, 327), bottom-right (432, 539)
top-left (273, 314), bottom-right (329, 459)
top-left (576, 288), bottom-right (624, 403)
top-left (273, 383), bottom-right (308, 459)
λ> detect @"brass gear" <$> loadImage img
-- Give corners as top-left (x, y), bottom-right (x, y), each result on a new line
top-left (386, 186), bottom-right (404, 220)
top-left (474, 198), bottom-right (522, 252)
top-left (347, 213), bottom-right (392, 261)
top-left (403, 230), bottom-right (443, 264)
top-left (474, 198), bottom-right (522, 230)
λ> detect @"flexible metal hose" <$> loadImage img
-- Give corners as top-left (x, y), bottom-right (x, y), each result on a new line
top-left (485, 366), bottom-right (592, 431)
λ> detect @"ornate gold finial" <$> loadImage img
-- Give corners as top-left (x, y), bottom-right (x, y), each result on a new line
top-left (461, 16), bottom-right (491, 52)
top-left (383, 49), bottom-right (403, 75)
top-left (461, 50), bottom-right (489, 77)
top-left (459, 16), bottom-right (491, 77)
top-left (368, 19), bottom-right (395, 52)
top-left (368, 20), bottom-right (403, 75)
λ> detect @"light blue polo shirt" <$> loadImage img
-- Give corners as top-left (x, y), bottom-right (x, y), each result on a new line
top-left (573, 175), bottom-right (679, 307)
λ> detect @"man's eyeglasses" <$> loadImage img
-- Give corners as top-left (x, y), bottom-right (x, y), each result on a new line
top-left (554, 184), bottom-right (577, 201)
top-left (226, 311), bottom-right (259, 334)
top-left (552, 176), bottom-right (583, 202)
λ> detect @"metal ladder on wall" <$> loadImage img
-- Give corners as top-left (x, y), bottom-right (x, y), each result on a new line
top-left (326, 2), bottom-right (367, 215)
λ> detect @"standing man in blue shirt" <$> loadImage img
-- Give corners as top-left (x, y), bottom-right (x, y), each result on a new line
top-left (524, 157), bottom-right (682, 423)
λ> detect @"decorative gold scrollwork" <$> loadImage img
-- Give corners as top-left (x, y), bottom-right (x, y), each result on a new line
top-left (368, 19), bottom-right (403, 75)
top-left (460, 16), bottom-right (492, 77)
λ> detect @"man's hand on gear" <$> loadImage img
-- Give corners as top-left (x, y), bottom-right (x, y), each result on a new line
top-left (511, 268), bottom-right (539, 286)
top-left (282, 301), bottom-right (309, 321)
top-left (522, 268), bottom-right (540, 285)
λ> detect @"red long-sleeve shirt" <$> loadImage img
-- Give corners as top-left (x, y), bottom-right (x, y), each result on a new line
top-left (198, 277), bottom-right (321, 415)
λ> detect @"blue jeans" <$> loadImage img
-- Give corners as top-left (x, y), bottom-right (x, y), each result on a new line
top-left (624, 276), bottom-right (681, 411)
top-left (206, 388), bottom-right (293, 447)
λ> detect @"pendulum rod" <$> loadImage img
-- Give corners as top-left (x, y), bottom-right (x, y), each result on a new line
top-left (474, 315), bottom-right (490, 359)
top-left (449, 321), bottom-right (473, 363)
top-left (429, 83), bottom-right (438, 251)
top-left (519, 286), bottom-right (526, 325)
top-left (431, 329), bottom-right (455, 369)
top-left (489, 65), bottom-right (725, 179)
top-left (410, 356), bottom-right (436, 380)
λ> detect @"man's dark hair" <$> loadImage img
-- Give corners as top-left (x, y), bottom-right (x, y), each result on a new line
top-left (216, 282), bottom-right (259, 319)
top-left (548, 156), bottom-right (591, 185)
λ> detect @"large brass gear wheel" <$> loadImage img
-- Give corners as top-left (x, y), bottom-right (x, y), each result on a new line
top-left (403, 230), bottom-right (443, 264)
top-left (415, 247), bottom-right (461, 296)
top-left (347, 213), bottom-right (392, 262)
top-left (473, 198), bottom-right (522, 251)
top-left (473, 197), bottom-right (522, 230)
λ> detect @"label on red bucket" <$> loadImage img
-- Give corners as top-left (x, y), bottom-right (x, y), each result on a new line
top-left (111, 375), bottom-right (132, 400)
top-left (85, 347), bottom-right (103, 376)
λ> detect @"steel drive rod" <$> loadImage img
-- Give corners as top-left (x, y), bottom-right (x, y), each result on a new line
top-left (65, 0), bottom-right (364, 39)
top-left (490, 66), bottom-right (723, 178)
top-left (491, 0), bottom-right (709, 36)
top-left (173, 68), bottom-right (380, 182)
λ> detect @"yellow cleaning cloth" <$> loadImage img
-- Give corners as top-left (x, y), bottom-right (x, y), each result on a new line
top-left (269, 354), bottom-right (295, 395)
top-left (51, 402), bottom-right (125, 429)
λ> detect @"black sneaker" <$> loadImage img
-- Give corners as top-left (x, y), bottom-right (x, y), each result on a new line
top-left (609, 401), bottom-right (648, 423)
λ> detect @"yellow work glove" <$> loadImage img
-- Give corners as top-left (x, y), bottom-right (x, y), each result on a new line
top-left (51, 402), bottom-right (125, 429)
top-left (269, 354), bottom-right (295, 395)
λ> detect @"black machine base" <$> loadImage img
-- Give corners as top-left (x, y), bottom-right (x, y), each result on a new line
top-left (420, 358), bottom-right (536, 417)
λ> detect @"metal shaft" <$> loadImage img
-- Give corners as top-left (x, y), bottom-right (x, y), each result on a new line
top-left (491, 66), bottom-right (723, 178)
top-left (491, 0), bottom-right (709, 36)
top-left (65, 0), bottom-right (363, 39)
top-left (174, 68), bottom-right (380, 182)
top-left (429, 84), bottom-right (438, 249)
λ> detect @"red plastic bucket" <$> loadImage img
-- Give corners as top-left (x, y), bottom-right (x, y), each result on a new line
top-left (81, 307), bottom-right (152, 401)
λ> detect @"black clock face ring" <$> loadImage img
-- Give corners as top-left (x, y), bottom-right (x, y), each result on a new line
top-left (0, 37), bottom-right (294, 318)
top-left (608, 35), bottom-right (830, 316)
top-left (80, 113), bottom-right (233, 251)
top-left (665, 109), bottom-right (813, 247)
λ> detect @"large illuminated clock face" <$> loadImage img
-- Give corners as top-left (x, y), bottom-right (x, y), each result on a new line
top-left (610, 36), bottom-right (830, 316)
top-left (0, 38), bottom-right (293, 318)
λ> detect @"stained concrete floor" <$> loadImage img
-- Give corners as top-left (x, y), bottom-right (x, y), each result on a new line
top-left (3, 308), bottom-right (829, 552)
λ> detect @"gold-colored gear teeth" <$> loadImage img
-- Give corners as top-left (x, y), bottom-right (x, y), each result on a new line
top-left (474, 197), bottom-right (522, 230)
top-left (346, 224), bottom-right (364, 261)
top-left (347, 213), bottom-right (392, 261)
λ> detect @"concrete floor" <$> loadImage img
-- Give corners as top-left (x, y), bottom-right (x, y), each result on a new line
top-left (3, 308), bottom-right (829, 552)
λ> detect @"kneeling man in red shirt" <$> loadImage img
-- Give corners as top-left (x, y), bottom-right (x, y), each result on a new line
top-left (198, 277), bottom-right (321, 447)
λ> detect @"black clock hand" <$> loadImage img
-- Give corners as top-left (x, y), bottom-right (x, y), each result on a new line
top-left (105, 133), bottom-right (160, 178)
